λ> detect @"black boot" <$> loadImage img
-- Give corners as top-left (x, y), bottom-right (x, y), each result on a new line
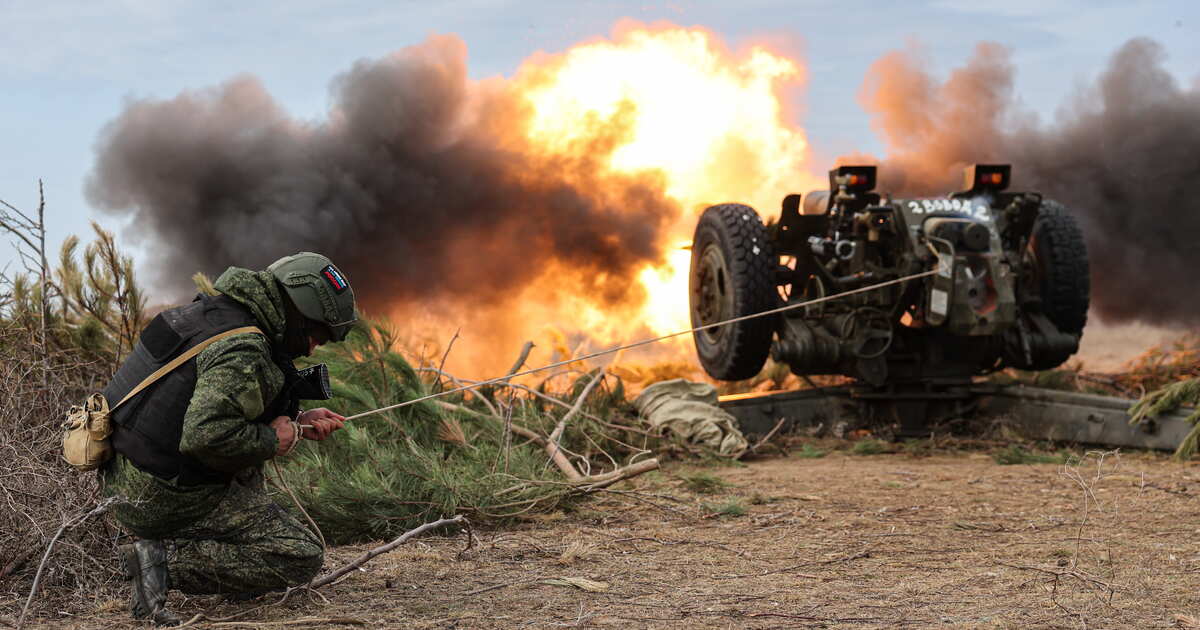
top-left (120, 540), bottom-right (182, 626)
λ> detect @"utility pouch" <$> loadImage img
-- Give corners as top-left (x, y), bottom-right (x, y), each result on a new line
top-left (61, 393), bottom-right (115, 471)
top-left (60, 324), bottom-right (264, 472)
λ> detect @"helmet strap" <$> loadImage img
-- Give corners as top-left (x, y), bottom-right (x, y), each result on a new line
top-left (280, 293), bottom-right (313, 359)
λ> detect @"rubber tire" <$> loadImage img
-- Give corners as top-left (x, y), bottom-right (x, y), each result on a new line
top-left (689, 203), bottom-right (778, 381)
top-left (1029, 200), bottom-right (1090, 335)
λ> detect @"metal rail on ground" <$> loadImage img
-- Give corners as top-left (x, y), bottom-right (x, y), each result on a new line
top-left (718, 384), bottom-right (1193, 452)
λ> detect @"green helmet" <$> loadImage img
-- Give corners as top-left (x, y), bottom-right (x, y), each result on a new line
top-left (267, 252), bottom-right (357, 342)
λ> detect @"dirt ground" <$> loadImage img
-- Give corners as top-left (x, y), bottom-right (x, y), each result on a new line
top-left (11, 445), bottom-right (1200, 629)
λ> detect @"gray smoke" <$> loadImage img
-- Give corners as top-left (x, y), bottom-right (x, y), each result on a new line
top-left (856, 38), bottom-right (1200, 326)
top-left (87, 35), bottom-right (678, 313)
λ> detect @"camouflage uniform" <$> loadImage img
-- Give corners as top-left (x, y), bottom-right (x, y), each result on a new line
top-left (102, 267), bottom-right (323, 594)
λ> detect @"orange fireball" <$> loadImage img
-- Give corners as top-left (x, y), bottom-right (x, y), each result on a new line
top-left (514, 22), bottom-right (818, 337)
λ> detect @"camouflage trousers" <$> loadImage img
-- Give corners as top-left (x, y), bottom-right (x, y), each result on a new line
top-left (105, 463), bottom-right (323, 595)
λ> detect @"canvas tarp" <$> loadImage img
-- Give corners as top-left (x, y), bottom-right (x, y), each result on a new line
top-left (633, 379), bottom-right (748, 458)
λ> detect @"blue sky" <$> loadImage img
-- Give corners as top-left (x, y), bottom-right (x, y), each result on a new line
top-left (1, 0), bottom-right (1196, 272)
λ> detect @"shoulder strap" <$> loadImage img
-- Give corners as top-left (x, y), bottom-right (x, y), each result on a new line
top-left (111, 326), bottom-right (264, 412)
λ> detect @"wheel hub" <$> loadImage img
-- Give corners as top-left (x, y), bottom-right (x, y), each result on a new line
top-left (693, 244), bottom-right (733, 346)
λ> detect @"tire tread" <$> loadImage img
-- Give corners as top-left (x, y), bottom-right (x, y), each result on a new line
top-left (690, 204), bottom-right (778, 380)
top-left (1034, 200), bottom-right (1090, 335)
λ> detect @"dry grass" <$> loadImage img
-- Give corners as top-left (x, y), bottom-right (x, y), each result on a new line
top-left (991, 333), bottom-right (1200, 400)
top-left (0, 324), bottom-right (124, 618)
top-left (14, 447), bottom-right (1200, 629)
top-left (0, 215), bottom-right (150, 621)
top-left (1119, 334), bottom-right (1200, 395)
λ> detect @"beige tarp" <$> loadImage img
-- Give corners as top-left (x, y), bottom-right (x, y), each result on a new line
top-left (633, 379), bottom-right (748, 458)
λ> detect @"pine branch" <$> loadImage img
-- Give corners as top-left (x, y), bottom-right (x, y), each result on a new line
top-left (1130, 378), bottom-right (1200, 459)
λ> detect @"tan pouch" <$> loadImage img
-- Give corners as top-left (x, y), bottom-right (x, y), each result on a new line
top-left (62, 393), bottom-right (114, 471)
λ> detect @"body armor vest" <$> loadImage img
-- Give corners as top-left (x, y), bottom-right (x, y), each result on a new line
top-left (105, 294), bottom-right (298, 486)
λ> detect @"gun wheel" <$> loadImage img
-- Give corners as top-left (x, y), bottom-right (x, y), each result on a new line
top-left (1027, 200), bottom-right (1090, 336)
top-left (689, 204), bottom-right (778, 381)
top-left (1017, 199), bottom-right (1091, 370)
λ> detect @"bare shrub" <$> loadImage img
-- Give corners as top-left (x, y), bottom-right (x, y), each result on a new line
top-left (0, 187), bottom-right (145, 620)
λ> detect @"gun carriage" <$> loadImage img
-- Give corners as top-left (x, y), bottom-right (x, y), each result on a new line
top-left (689, 164), bottom-right (1091, 435)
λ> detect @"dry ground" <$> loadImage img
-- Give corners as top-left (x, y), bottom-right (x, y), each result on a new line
top-left (10, 445), bottom-right (1200, 629)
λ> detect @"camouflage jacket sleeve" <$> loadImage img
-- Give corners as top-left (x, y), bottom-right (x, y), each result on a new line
top-left (178, 332), bottom-right (283, 473)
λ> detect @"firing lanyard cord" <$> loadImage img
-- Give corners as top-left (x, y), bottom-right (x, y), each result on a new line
top-left (343, 265), bottom-right (944, 422)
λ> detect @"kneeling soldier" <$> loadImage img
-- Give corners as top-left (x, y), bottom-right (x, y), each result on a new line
top-left (101, 252), bottom-right (356, 625)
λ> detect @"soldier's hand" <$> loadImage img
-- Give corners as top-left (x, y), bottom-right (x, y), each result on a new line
top-left (270, 415), bottom-right (299, 457)
top-left (298, 408), bottom-right (346, 441)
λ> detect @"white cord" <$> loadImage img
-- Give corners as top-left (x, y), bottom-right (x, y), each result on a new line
top-left (345, 265), bottom-right (944, 422)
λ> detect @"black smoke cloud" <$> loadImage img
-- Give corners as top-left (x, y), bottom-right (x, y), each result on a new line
top-left (87, 35), bottom-right (678, 313)
top-left (856, 38), bottom-right (1200, 326)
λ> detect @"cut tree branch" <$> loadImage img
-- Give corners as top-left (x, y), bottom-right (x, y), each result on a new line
top-left (501, 341), bottom-right (535, 383)
top-left (432, 328), bottom-right (460, 394)
top-left (572, 458), bottom-right (659, 490)
top-left (17, 497), bottom-right (120, 630)
top-left (309, 515), bottom-right (467, 589)
top-left (545, 372), bottom-right (605, 480)
top-left (434, 400), bottom-right (579, 479)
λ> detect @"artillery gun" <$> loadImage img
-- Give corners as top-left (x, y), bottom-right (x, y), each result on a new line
top-left (689, 164), bottom-right (1094, 436)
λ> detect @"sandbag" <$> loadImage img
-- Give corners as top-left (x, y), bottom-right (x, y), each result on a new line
top-left (633, 379), bottom-right (747, 457)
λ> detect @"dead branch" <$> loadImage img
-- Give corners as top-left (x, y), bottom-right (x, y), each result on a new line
top-left (0, 216), bottom-right (40, 257)
top-left (495, 381), bottom-right (607, 423)
top-left (432, 328), bottom-right (460, 394)
top-left (433, 400), bottom-right (544, 443)
top-left (494, 341), bottom-right (533, 474)
top-left (511, 425), bottom-right (579, 480)
top-left (545, 372), bottom-right (605, 480)
top-left (175, 517), bottom-right (474, 629)
top-left (433, 373), bottom-right (654, 439)
top-left (434, 399), bottom-right (582, 480)
top-left (995, 561), bottom-right (1116, 593)
top-left (308, 515), bottom-right (467, 589)
top-left (502, 341), bottom-right (535, 383)
top-left (498, 458), bottom-right (662, 497)
top-left (209, 618), bottom-right (367, 628)
top-left (420, 368), bottom-right (501, 417)
top-left (746, 417), bottom-right (787, 456)
top-left (550, 371), bottom-right (605, 442)
top-left (572, 458), bottom-right (659, 490)
top-left (544, 448), bottom-right (582, 480)
top-left (17, 497), bottom-right (120, 630)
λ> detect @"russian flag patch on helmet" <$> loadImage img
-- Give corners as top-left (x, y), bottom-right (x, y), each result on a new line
top-left (322, 265), bottom-right (350, 294)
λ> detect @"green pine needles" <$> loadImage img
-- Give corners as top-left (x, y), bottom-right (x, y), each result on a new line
top-left (1130, 378), bottom-right (1200, 459)
top-left (277, 320), bottom-right (646, 544)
